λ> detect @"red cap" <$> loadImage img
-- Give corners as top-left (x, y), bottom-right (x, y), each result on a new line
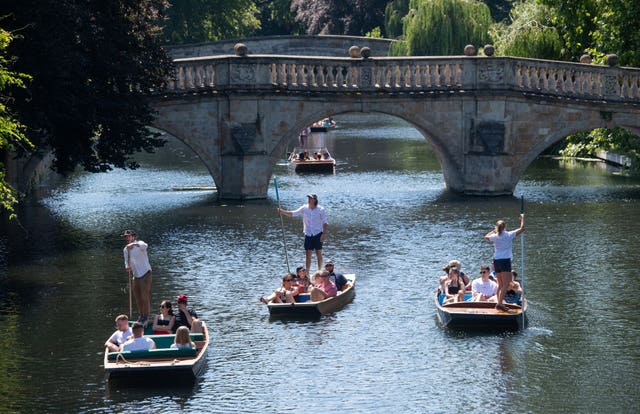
top-left (177, 294), bottom-right (188, 304)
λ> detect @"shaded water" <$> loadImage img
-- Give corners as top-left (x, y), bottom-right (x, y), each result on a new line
top-left (1, 113), bottom-right (639, 413)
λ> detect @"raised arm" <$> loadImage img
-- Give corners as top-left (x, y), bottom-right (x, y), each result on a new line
top-left (515, 214), bottom-right (525, 236)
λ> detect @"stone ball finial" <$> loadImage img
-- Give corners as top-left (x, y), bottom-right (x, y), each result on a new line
top-left (580, 54), bottom-right (592, 64)
top-left (349, 45), bottom-right (361, 58)
top-left (234, 43), bottom-right (248, 57)
top-left (483, 44), bottom-right (495, 57)
top-left (464, 44), bottom-right (476, 56)
top-left (360, 47), bottom-right (371, 59)
top-left (606, 54), bottom-right (619, 67)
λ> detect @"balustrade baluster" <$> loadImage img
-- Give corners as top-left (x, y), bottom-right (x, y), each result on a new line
top-left (454, 64), bottom-right (462, 86)
top-left (195, 65), bottom-right (204, 88)
top-left (296, 64), bottom-right (305, 87)
top-left (444, 64), bottom-right (452, 86)
top-left (629, 74), bottom-right (639, 98)
top-left (335, 66), bottom-right (345, 88)
top-left (383, 64), bottom-right (391, 88)
top-left (186, 67), bottom-right (195, 89)
top-left (327, 65), bottom-right (336, 88)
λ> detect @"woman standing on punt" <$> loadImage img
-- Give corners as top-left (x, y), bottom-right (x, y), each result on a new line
top-left (484, 214), bottom-right (525, 311)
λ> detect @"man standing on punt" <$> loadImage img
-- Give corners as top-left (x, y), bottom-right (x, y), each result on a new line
top-left (278, 194), bottom-right (328, 272)
top-left (122, 229), bottom-right (152, 324)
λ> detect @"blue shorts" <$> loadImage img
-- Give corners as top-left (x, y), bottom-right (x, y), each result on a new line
top-left (493, 258), bottom-right (512, 273)
top-left (304, 233), bottom-right (323, 251)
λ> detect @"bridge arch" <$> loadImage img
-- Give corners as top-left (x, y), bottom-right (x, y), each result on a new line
top-left (272, 107), bottom-right (462, 191)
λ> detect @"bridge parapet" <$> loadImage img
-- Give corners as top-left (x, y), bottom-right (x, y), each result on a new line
top-left (166, 55), bottom-right (640, 104)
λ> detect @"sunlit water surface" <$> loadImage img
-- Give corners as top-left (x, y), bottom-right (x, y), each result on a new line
top-left (1, 113), bottom-right (639, 413)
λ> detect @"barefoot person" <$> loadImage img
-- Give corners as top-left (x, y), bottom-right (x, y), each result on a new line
top-left (484, 214), bottom-right (525, 311)
top-left (278, 194), bottom-right (329, 272)
top-left (122, 229), bottom-right (152, 324)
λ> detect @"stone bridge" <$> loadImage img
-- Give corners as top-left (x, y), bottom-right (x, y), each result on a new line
top-left (150, 45), bottom-right (640, 199)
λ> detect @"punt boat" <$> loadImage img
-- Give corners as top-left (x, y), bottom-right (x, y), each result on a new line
top-left (434, 291), bottom-right (527, 331)
top-left (103, 322), bottom-right (209, 382)
top-left (268, 274), bottom-right (355, 317)
top-left (288, 146), bottom-right (336, 173)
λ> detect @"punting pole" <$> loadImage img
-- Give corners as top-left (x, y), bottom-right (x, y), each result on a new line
top-left (520, 195), bottom-right (525, 329)
top-left (274, 178), bottom-right (291, 274)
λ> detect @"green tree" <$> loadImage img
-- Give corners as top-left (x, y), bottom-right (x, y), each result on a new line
top-left (489, 0), bottom-right (561, 59)
top-left (0, 29), bottom-right (32, 219)
top-left (1, 0), bottom-right (173, 176)
top-left (538, 0), bottom-right (640, 66)
top-left (384, 0), bottom-right (410, 38)
top-left (394, 0), bottom-right (494, 56)
top-left (163, 0), bottom-right (261, 43)
top-left (483, 0), bottom-right (515, 22)
top-left (255, 0), bottom-right (303, 36)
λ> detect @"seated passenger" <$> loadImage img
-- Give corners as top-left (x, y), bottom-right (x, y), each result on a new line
top-left (443, 268), bottom-right (466, 304)
top-left (170, 326), bottom-right (196, 349)
top-left (152, 300), bottom-right (175, 335)
top-left (259, 273), bottom-right (297, 304)
top-left (440, 260), bottom-right (470, 292)
top-left (309, 270), bottom-right (337, 302)
top-left (121, 322), bottom-right (156, 351)
top-left (505, 271), bottom-right (523, 304)
top-left (324, 260), bottom-right (349, 291)
top-left (471, 265), bottom-right (498, 302)
top-left (105, 314), bottom-right (132, 353)
top-left (174, 293), bottom-right (203, 334)
top-left (294, 266), bottom-right (311, 294)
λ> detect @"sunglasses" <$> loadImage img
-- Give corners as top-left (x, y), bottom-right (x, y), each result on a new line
top-left (284, 279), bottom-right (293, 282)
top-left (480, 270), bottom-right (488, 274)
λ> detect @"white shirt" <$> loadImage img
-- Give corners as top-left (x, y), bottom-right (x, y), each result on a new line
top-left (123, 240), bottom-right (152, 278)
top-left (108, 328), bottom-right (132, 347)
top-left (472, 278), bottom-right (498, 297)
top-left (122, 336), bottom-right (155, 351)
top-left (291, 204), bottom-right (328, 236)
top-left (488, 230), bottom-right (517, 259)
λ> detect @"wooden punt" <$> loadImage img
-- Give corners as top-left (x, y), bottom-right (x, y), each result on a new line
top-left (434, 291), bottom-right (527, 331)
top-left (267, 274), bottom-right (356, 317)
top-left (103, 322), bottom-right (209, 383)
top-left (288, 146), bottom-right (336, 173)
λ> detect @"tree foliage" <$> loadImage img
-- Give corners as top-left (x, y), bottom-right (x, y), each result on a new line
top-left (560, 128), bottom-right (640, 171)
top-left (291, 0), bottom-right (387, 35)
top-left (1, 0), bottom-right (173, 176)
top-left (384, 0), bottom-right (410, 38)
top-left (483, 0), bottom-right (515, 22)
top-left (489, 0), bottom-right (561, 59)
top-left (393, 0), bottom-right (493, 56)
top-left (254, 0), bottom-right (303, 36)
top-left (0, 29), bottom-right (32, 219)
top-left (540, 0), bottom-right (640, 67)
top-left (163, 0), bottom-right (261, 43)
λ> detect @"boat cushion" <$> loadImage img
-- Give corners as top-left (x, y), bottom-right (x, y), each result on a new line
top-left (107, 347), bottom-right (197, 361)
top-left (296, 294), bottom-right (310, 303)
top-left (146, 333), bottom-right (205, 349)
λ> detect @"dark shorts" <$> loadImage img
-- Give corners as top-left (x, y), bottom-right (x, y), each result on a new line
top-left (493, 258), bottom-right (512, 273)
top-left (304, 233), bottom-right (323, 251)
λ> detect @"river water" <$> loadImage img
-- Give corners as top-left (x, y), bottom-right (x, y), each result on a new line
top-left (1, 113), bottom-right (639, 413)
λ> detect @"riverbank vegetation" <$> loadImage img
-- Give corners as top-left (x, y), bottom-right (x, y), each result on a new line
top-left (1, 0), bottom-right (639, 218)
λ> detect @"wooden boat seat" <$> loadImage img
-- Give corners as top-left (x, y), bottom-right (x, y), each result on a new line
top-left (107, 347), bottom-right (197, 361)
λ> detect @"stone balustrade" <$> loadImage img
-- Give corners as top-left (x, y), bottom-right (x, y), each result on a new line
top-left (166, 55), bottom-right (640, 103)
